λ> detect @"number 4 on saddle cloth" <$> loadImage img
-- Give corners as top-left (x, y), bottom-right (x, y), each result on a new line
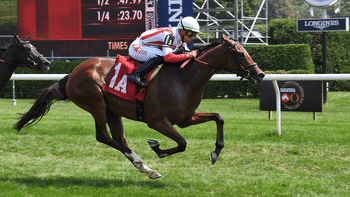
top-left (103, 55), bottom-right (162, 103)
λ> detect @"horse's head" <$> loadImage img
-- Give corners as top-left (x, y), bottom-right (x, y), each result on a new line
top-left (221, 34), bottom-right (264, 84)
top-left (4, 34), bottom-right (50, 71)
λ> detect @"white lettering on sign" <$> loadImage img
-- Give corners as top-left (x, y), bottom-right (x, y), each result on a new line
top-left (108, 42), bottom-right (128, 50)
top-left (304, 20), bottom-right (340, 30)
top-left (280, 88), bottom-right (296, 92)
top-left (168, 0), bottom-right (182, 23)
top-left (108, 62), bottom-right (127, 94)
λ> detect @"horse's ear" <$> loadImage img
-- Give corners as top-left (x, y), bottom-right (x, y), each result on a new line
top-left (25, 34), bottom-right (31, 41)
top-left (220, 34), bottom-right (230, 44)
top-left (14, 33), bottom-right (21, 43)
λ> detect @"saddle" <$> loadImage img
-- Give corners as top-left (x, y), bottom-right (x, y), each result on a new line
top-left (103, 55), bottom-right (162, 121)
top-left (103, 55), bottom-right (161, 102)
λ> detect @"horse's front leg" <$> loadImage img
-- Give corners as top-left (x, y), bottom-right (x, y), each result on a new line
top-left (147, 118), bottom-right (187, 158)
top-left (177, 111), bottom-right (224, 165)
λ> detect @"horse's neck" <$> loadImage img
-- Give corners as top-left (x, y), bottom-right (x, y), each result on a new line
top-left (0, 54), bottom-right (17, 92)
top-left (0, 49), bottom-right (6, 56)
top-left (180, 47), bottom-right (223, 89)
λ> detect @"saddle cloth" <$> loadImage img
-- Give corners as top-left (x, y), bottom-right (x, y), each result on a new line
top-left (103, 55), bottom-right (161, 102)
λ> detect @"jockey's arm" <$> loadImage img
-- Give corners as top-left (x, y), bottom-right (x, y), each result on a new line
top-left (161, 33), bottom-right (197, 63)
top-left (163, 50), bottom-right (197, 63)
top-left (163, 53), bottom-right (187, 63)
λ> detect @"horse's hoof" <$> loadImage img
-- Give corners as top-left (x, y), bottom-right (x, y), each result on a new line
top-left (147, 139), bottom-right (159, 148)
top-left (158, 153), bottom-right (168, 158)
top-left (149, 171), bottom-right (162, 179)
top-left (210, 152), bottom-right (218, 165)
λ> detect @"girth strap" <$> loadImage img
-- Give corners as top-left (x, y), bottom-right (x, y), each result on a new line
top-left (136, 86), bottom-right (145, 122)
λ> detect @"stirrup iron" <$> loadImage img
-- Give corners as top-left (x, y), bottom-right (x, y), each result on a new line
top-left (128, 73), bottom-right (148, 88)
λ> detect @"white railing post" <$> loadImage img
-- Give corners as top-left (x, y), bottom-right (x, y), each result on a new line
top-left (272, 80), bottom-right (281, 136)
top-left (12, 79), bottom-right (16, 106)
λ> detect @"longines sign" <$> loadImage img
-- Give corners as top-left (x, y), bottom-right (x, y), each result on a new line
top-left (297, 18), bottom-right (349, 32)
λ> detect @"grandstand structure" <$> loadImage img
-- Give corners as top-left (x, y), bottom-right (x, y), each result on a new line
top-left (193, 0), bottom-right (268, 46)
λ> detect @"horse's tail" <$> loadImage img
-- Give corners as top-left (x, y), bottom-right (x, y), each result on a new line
top-left (14, 75), bottom-right (70, 131)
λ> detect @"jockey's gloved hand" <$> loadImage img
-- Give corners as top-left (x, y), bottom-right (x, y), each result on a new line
top-left (173, 46), bottom-right (187, 54)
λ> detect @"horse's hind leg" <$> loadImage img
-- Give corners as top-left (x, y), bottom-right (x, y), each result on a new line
top-left (105, 108), bottom-right (161, 179)
top-left (70, 92), bottom-right (160, 178)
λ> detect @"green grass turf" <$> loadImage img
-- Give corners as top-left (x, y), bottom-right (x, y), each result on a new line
top-left (0, 92), bottom-right (349, 196)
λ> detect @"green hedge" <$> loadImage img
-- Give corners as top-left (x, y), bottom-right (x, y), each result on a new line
top-left (0, 16), bottom-right (17, 34)
top-left (245, 44), bottom-right (314, 72)
top-left (268, 18), bottom-right (314, 45)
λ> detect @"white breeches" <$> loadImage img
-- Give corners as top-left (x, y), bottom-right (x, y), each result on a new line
top-left (128, 38), bottom-right (166, 62)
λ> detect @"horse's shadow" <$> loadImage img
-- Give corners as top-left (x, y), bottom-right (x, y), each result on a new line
top-left (0, 176), bottom-right (170, 189)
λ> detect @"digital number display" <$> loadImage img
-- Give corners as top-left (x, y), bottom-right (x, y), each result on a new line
top-left (17, 0), bottom-right (156, 56)
top-left (82, 0), bottom-right (155, 39)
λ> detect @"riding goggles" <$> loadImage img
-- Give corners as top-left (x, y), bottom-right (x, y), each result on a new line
top-left (186, 30), bottom-right (198, 37)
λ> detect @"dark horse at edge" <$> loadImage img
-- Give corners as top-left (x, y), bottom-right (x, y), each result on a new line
top-left (14, 34), bottom-right (265, 179)
top-left (0, 34), bottom-right (50, 93)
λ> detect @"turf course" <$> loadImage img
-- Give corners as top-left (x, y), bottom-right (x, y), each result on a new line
top-left (0, 92), bottom-right (349, 196)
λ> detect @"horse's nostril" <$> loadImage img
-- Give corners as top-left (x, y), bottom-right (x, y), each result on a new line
top-left (258, 73), bottom-right (265, 78)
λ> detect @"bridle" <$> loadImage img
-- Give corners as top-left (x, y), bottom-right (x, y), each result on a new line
top-left (192, 41), bottom-right (258, 80)
top-left (0, 42), bottom-right (40, 69)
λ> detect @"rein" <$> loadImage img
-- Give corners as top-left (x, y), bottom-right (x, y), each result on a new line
top-left (0, 58), bottom-right (37, 68)
top-left (189, 42), bottom-right (257, 80)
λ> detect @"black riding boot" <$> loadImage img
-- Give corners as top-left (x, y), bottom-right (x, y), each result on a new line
top-left (128, 56), bottom-right (164, 87)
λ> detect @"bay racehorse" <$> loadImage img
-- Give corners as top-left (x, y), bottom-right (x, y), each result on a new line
top-left (0, 34), bottom-right (50, 92)
top-left (14, 34), bottom-right (264, 179)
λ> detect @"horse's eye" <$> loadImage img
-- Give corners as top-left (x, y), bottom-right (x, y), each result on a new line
top-left (22, 46), bottom-right (31, 51)
top-left (238, 52), bottom-right (245, 57)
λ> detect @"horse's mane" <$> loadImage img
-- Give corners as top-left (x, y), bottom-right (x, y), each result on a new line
top-left (163, 42), bottom-right (223, 68)
top-left (193, 42), bottom-right (222, 56)
top-left (0, 40), bottom-right (13, 56)
top-left (0, 48), bottom-right (6, 56)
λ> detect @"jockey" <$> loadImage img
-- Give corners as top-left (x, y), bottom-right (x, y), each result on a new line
top-left (128, 16), bottom-right (200, 87)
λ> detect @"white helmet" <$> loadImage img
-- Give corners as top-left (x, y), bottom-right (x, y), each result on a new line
top-left (177, 17), bottom-right (200, 33)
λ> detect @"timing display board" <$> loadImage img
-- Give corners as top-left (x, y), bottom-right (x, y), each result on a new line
top-left (82, 0), bottom-right (155, 39)
top-left (17, 0), bottom-right (155, 56)
top-left (18, 0), bottom-right (155, 40)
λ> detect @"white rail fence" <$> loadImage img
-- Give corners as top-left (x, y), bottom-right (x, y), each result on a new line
top-left (9, 73), bottom-right (350, 135)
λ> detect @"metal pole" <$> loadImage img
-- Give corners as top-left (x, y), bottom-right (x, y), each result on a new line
top-left (206, 0), bottom-right (209, 43)
top-left (266, 0), bottom-right (268, 44)
top-left (234, 0), bottom-right (239, 40)
top-left (241, 0), bottom-right (244, 43)
top-left (322, 31), bottom-right (327, 103)
top-left (322, 8), bottom-right (327, 104)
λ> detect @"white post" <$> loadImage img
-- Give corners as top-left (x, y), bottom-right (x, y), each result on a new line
top-left (51, 50), bottom-right (54, 62)
top-left (272, 80), bottom-right (281, 135)
top-left (12, 79), bottom-right (16, 106)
